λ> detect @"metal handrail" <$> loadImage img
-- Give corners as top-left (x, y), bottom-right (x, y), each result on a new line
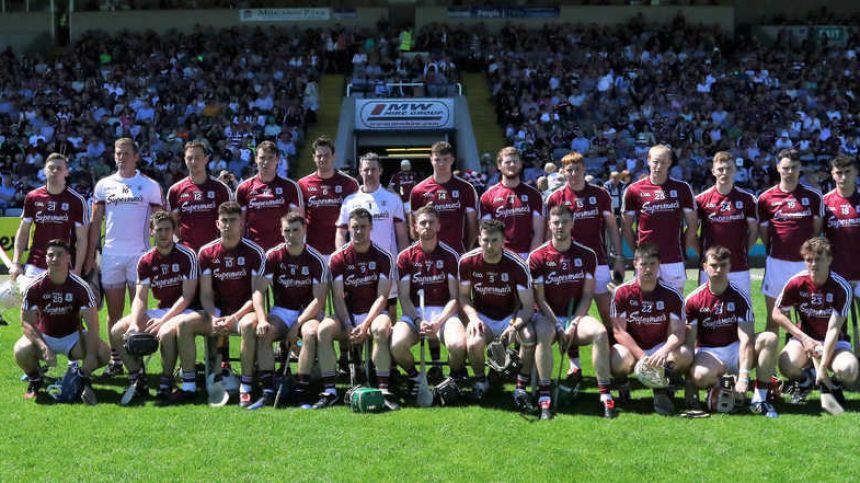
top-left (346, 81), bottom-right (463, 97)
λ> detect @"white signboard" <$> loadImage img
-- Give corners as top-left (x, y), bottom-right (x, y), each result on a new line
top-left (239, 8), bottom-right (331, 22)
top-left (355, 99), bottom-right (455, 130)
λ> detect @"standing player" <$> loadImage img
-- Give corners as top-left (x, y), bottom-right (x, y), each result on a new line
top-left (176, 201), bottom-right (265, 406)
top-left (823, 155), bottom-right (860, 299)
top-left (329, 208), bottom-right (397, 405)
top-left (335, 152), bottom-right (408, 315)
top-left (774, 238), bottom-right (858, 404)
top-left (14, 240), bottom-right (110, 402)
top-left (11, 153), bottom-right (88, 280)
top-left (391, 206), bottom-right (467, 392)
top-left (84, 138), bottom-right (163, 376)
top-left (695, 152), bottom-right (758, 297)
top-left (108, 211), bottom-right (200, 403)
top-left (298, 136), bottom-right (358, 257)
top-left (459, 219), bottom-right (536, 407)
top-left (758, 149), bottom-right (823, 331)
top-left (685, 246), bottom-right (779, 417)
top-left (388, 159), bottom-right (417, 212)
top-left (166, 140), bottom-right (233, 252)
top-left (236, 141), bottom-right (304, 251)
top-left (250, 212), bottom-right (328, 408)
top-left (480, 146), bottom-right (543, 259)
top-left (546, 151), bottom-right (625, 377)
top-left (529, 205), bottom-right (617, 419)
top-left (410, 141), bottom-right (479, 254)
top-left (621, 145), bottom-right (697, 291)
top-left (610, 243), bottom-right (693, 415)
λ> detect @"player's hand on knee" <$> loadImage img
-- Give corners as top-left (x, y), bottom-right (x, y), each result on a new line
top-left (145, 318), bottom-right (164, 335)
top-left (256, 320), bottom-right (272, 336)
top-left (734, 377), bottom-right (749, 394)
top-left (500, 325), bottom-right (516, 346)
top-left (646, 351), bottom-right (667, 368)
top-left (801, 337), bottom-right (817, 356)
top-left (9, 263), bottom-right (22, 281)
top-left (419, 320), bottom-right (434, 337)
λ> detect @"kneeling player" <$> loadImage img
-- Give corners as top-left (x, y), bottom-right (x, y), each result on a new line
top-left (250, 213), bottom-right (328, 408)
top-left (610, 243), bottom-right (693, 415)
top-left (530, 205), bottom-right (616, 419)
top-left (329, 208), bottom-right (398, 407)
top-left (110, 210), bottom-right (201, 403)
top-left (14, 240), bottom-right (110, 403)
top-left (391, 206), bottom-right (467, 396)
top-left (176, 201), bottom-right (265, 406)
top-left (460, 219), bottom-right (536, 407)
top-left (686, 246), bottom-right (779, 417)
top-left (774, 238), bottom-right (859, 405)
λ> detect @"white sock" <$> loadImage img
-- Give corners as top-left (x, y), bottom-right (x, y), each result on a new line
top-left (240, 383), bottom-right (253, 393)
top-left (600, 393), bottom-right (613, 402)
top-left (181, 381), bottom-right (197, 392)
top-left (568, 357), bottom-right (581, 370)
top-left (751, 386), bottom-right (768, 404)
top-left (325, 387), bottom-right (337, 396)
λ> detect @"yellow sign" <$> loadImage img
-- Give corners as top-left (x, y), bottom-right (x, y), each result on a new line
top-left (0, 217), bottom-right (25, 265)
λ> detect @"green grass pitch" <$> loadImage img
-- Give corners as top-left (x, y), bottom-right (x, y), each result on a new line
top-left (2, 270), bottom-right (859, 481)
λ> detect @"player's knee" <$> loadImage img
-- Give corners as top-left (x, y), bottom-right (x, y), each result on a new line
top-left (301, 323), bottom-right (318, 341)
top-left (756, 331), bottom-right (778, 351)
top-left (691, 364), bottom-right (716, 387)
top-left (371, 318), bottom-right (391, 339)
top-left (673, 346), bottom-right (694, 370)
top-left (778, 352), bottom-right (802, 378)
top-left (13, 337), bottom-right (35, 360)
top-left (239, 320), bottom-right (256, 337)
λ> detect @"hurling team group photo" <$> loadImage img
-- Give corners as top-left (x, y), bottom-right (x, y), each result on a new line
top-left (7, 133), bottom-right (860, 421)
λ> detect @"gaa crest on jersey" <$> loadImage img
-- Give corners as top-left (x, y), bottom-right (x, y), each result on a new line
top-left (801, 198), bottom-right (809, 206)
top-left (727, 302), bottom-right (735, 312)
top-left (574, 258), bottom-right (583, 267)
top-left (826, 293), bottom-right (833, 303)
top-left (335, 185), bottom-right (342, 193)
top-left (172, 263), bottom-right (180, 272)
top-left (61, 202), bottom-right (69, 211)
top-left (589, 196), bottom-right (596, 205)
top-left (501, 272), bottom-right (509, 282)
top-left (207, 191), bottom-right (215, 199)
top-left (436, 260), bottom-right (444, 269)
top-left (656, 301), bottom-right (665, 310)
top-left (521, 194), bottom-right (529, 202)
top-left (302, 266), bottom-right (309, 276)
top-left (275, 187), bottom-right (283, 195)
top-left (735, 201), bottom-right (743, 209)
top-left (64, 293), bottom-right (73, 302)
top-left (452, 190), bottom-right (460, 198)
top-left (669, 190), bottom-right (678, 198)
top-left (237, 257), bottom-right (245, 266)
top-left (369, 261), bottom-right (376, 270)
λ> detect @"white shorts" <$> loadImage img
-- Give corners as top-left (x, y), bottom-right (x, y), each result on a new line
top-left (342, 311), bottom-right (388, 330)
top-left (658, 262), bottom-right (686, 292)
top-left (24, 265), bottom-right (46, 278)
top-left (400, 305), bottom-right (462, 343)
top-left (699, 270), bottom-right (751, 299)
top-left (594, 264), bottom-right (610, 295)
top-left (785, 337), bottom-right (852, 354)
top-left (696, 341), bottom-right (740, 374)
top-left (43, 331), bottom-right (83, 357)
top-left (101, 252), bottom-right (143, 288)
top-left (146, 308), bottom-right (193, 320)
top-left (269, 306), bottom-right (301, 330)
top-left (477, 313), bottom-right (512, 339)
top-left (762, 257), bottom-right (806, 299)
top-left (643, 341), bottom-right (666, 358)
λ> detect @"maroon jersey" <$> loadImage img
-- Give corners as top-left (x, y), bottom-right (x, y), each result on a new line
top-left (136, 243), bottom-right (198, 309)
top-left (389, 170), bottom-right (418, 203)
top-left (776, 271), bottom-right (852, 341)
top-left (22, 272), bottom-right (97, 338)
top-left (298, 171), bottom-right (358, 255)
top-left (696, 186), bottom-right (757, 271)
top-left (264, 244), bottom-right (327, 311)
top-left (397, 241), bottom-right (460, 307)
top-left (685, 282), bottom-right (753, 347)
top-left (236, 175), bottom-right (304, 251)
top-left (410, 175), bottom-right (478, 254)
top-left (528, 241), bottom-right (597, 316)
top-left (167, 176), bottom-right (232, 252)
top-left (480, 182), bottom-right (543, 254)
top-left (545, 184), bottom-right (613, 264)
top-left (21, 186), bottom-right (88, 269)
top-left (622, 177), bottom-right (695, 264)
top-left (329, 243), bottom-right (393, 314)
top-left (458, 248), bottom-right (531, 320)
top-left (823, 189), bottom-right (860, 280)
top-left (197, 238), bottom-right (265, 315)
top-left (757, 184), bottom-right (823, 261)
top-left (610, 280), bottom-right (684, 350)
